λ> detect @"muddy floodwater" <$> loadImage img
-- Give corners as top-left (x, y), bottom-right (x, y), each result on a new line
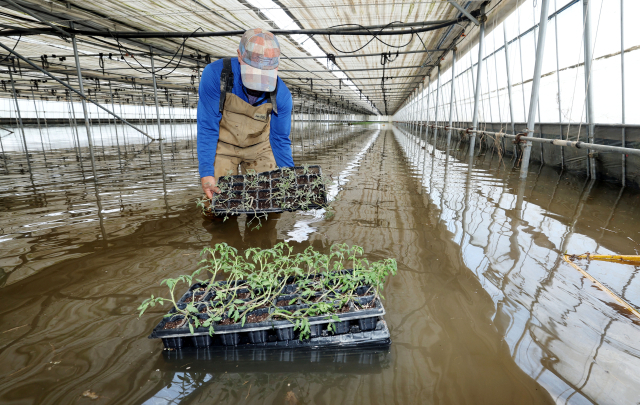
top-left (1, 123), bottom-right (640, 404)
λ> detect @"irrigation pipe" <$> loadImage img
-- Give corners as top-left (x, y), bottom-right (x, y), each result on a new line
top-left (0, 19), bottom-right (471, 38)
top-left (562, 254), bottom-right (640, 320)
top-left (572, 254), bottom-right (640, 265)
top-left (422, 124), bottom-right (640, 158)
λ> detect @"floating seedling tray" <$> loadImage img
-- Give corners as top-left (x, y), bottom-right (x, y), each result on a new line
top-left (159, 319), bottom-right (390, 354)
top-left (148, 273), bottom-right (388, 350)
top-left (208, 165), bottom-right (328, 216)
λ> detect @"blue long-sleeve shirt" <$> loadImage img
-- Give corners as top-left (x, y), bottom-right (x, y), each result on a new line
top-left (197, 57), bottom-right (294, 178)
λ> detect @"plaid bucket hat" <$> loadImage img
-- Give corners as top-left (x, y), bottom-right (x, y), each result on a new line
top-left (238, 28), bottom-right (280, 92)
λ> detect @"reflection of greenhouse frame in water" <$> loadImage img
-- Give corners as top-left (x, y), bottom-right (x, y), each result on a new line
top-left (393, 127), bottom-right (640, 404)
top-left (140, 344), bottom-right (391, 404)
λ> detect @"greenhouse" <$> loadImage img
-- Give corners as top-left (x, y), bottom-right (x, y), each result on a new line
top-left (1, 0), bottom-right (639, 404)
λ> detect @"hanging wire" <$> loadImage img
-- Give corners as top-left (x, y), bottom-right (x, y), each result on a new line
top-left (109, 27), bottom-right (203, 76)
top-left (327, 22), bottom-right (417, 54)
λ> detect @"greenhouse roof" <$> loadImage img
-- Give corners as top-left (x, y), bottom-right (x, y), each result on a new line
top-left (0, 0), bottom-right (520, 114)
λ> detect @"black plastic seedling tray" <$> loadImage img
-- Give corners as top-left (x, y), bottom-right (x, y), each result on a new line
top-left (148, 273), bottom-right (388, 350)
top-left (209, 165), bottom-right (328, 216)
top-left (158, 319), bottom-right (391, 353)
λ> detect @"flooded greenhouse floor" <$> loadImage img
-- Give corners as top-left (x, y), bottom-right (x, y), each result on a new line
top-left (1, 123), bottom-right (640, 404)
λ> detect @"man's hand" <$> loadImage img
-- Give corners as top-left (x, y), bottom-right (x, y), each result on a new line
top-left (201, 176), bottom-right (220, 199)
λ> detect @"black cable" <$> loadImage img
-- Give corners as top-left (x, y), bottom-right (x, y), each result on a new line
top-left (0, 32), bottom-right (21, 63)
top-left (327, 21), bottom-right (416, 54)
top-left (108, 27), bottom-right (202, 76)
top-left (415, 32), bottom-right (434, 65)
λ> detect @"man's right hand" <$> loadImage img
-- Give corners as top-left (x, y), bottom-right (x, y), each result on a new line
top-left (201, 176), bottom-right (220, 199)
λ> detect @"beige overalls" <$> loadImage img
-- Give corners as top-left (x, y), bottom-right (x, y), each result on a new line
top-left (214, 93), bottom-right (278, 180)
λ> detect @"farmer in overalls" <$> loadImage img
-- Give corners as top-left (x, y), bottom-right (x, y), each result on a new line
top-left (197, 28), bottom-right (294, 198)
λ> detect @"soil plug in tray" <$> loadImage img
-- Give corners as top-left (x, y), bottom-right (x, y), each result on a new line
top-left (139, 242), bottom-right (398, 351)
top-left (200, 165), bottom-right (329, 217)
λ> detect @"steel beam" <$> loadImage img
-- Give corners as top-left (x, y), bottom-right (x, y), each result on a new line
top-left (468, 8), bottom-right (486, 158)
top-left (446, 50), bottom-right (457, 149)
top-left (72, 31), bottom-right (99, 181)
top-left (582, 0), bottom-right (596, 179)
top-left (432, 65), bottom-right (442, 154)
top-left (9, 70), bottom-right (32, 173)
top-left (520, 0), bottom-right (551, 179)
top-left (447, 0), bottom-right (480, 25)
top-left (149, 46), bottom-right (168, 187)
top-left (621, 0), bottom-right (626, 186)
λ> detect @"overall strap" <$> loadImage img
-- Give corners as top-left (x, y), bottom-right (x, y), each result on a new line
top-left (219, 58), bottom-right (234, 113)
top-left (268, 81), bottom-right (278, 115)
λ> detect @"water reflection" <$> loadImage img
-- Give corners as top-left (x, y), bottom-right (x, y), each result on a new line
top-left (1, 123), bottom-right (640, 404)
top-left (143, 345), bottom-right (390, 404)
top-left (394, 125), bottom-right (640, 404)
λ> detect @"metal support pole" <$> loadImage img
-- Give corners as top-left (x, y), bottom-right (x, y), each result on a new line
top-left (620, 0), bottom-right (626, 187)
top-left (424, 76), bottom-right (432, 146)
top-left (39, 97), bottom-right (52, 155)
top-left (301, 103), bottom-right (306, 155)
top-left (432, 65), bottom-right (442, 153)
top-left (484, 52), bottom-right (494, 124)
top-left (66, 77), bottom-right (83, 163)
top-left (492, 31), bottom-right (502, 127)
top-left (9, 70), bottom-right (32, 173)
top-left (464, 58), bottom-right (474, 122)
top-left (553, 0), bottom-right (565, 168)
top-left (117, 97), bottom-right (128, 156)
top-left (446, 50), bottom-right (457, 149)
top-left (0, 127), bottom-right (8, 173)
top-left (149, 46), bottom-right (168, 187)
top-left (299, 100), bottom-right (305, 154)
top-left (419, 81), bottom-right (425, 144)
top-left (413, 92), bottom-right (420, 132)
top-left (468, 7), bottom-right (486, 158)
top-left (142, 89), bottom-right (153, 165)
top-left (72, 32), bottom-right (99, 181)
top-left (30, 87), bottom-right (47, 163)
top-left (583, 0), bottom-right (596, 179)
top-left (169, 102), bottom-right (176, 157)
top-left (306, 100), bottom-right (311, 148)
top-left (107, 80), bottom-right (123, 168)
top-left (519, 0), bottom-right (551, 179)
top-left (187, 92), bottom-right (195, 159)
top-left (504, 24), bottom-right (516, 152)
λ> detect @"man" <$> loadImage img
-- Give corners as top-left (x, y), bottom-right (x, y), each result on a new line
top-left (197, 28), bottom-right (294, 199)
